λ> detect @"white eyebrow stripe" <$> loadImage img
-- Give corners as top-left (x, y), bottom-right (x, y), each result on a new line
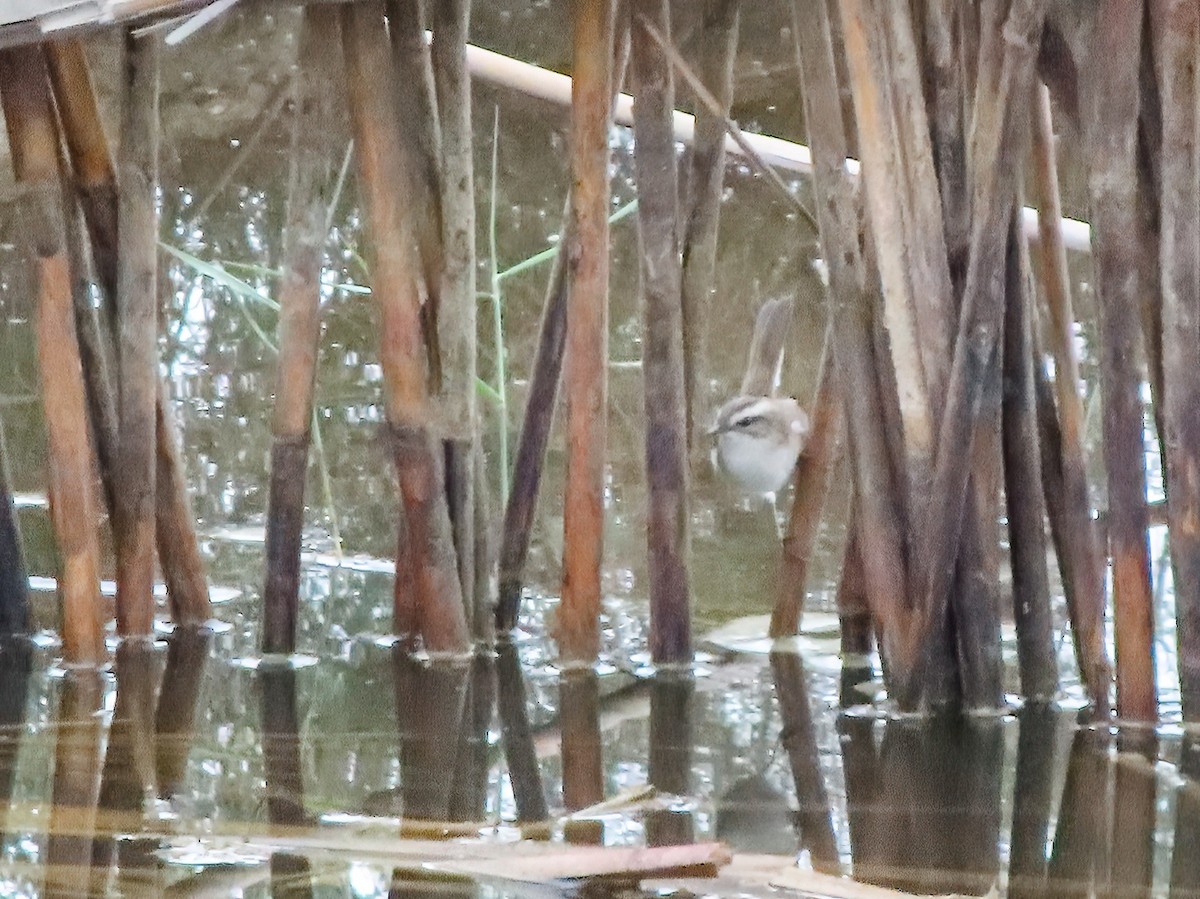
top-left (732, 399), bottom-right (774, 420)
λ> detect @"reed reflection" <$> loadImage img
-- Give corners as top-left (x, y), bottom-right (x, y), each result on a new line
top-left (771, 650), bottom-right (838, 873)
top-left (495, 638), bottom-right (548, 822)
top-left (154, 624), bottom-right (212, 799)
top-left (93, 640), bottom-right (161, 886)
top-left (392, 649), bottom-right (470, 821)
top-left (0, 637), bottom-right (30, 841)
top-left (259, 662), bottom-right (313, 899)
top-left (45, 670), bottom-right (104, 899)
top-left (841, 711), bottom-right (1002, 895)
top-left (1008, 705), bottom-right (1066, 899)
top-left (646, 670), bottom-right (694, 847)
top-left (560, 667), bottom-right (603, 812)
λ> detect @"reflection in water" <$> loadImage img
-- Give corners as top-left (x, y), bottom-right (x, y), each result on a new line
top-left (559, 668), bottom-right (603, 812)
top-left (46, 671), bottom-right (104, 899)
top-left (155, 625), bottom-right (212, 798)
top-left (0, 638), bottom-right (30, 841)
top-left (260, 662), bottom-right (313, 899)
top-left (393, 651), bottom-right (470, 822)
top-left (647, 671), bottom-right (694, 847)
top-left (496, 638), bottom-right (548, 822)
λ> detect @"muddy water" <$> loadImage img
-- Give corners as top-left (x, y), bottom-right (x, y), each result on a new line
top-left (0, 4), bottom-right (1190, 898)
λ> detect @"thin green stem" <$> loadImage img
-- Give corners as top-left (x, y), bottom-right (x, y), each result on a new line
top-left (489, 105), bottom-right (509, 506)
top-left (496, 197), bottom-right (639, 282)
top-left (311, 406), bottom-right (343, 561)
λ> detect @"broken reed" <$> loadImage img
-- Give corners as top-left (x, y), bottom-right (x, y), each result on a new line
top-left (777, 0), bottom-right (1200, 717)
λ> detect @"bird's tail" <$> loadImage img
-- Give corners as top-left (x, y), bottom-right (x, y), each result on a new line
top-left (739, 296), bottom-right (795, 397)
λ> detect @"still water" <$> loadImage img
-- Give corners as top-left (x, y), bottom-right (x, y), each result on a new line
top-left (0, 4), bottom-right (1192, 898)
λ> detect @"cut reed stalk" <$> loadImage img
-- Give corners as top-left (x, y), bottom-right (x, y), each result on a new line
top-left (630, 0), bottom-right (691, 666)
top-left (113, 29), bottom-right (161, 637)
top-left (908, 0), bottom-right (1046, 710)
top-left (557, 0), bottom-right (615, 664)
top-left (679, 0), bottom-right (739, 461)
top-left (385, 0), bottom-right (445, 365)
top-left (342, 0), bottom-right (469, 653)
top-left (791, 0), bottom-right (911, 694)
top-left (1150, 0), bottom-right (1200, 720)
top-left (1082, 0), bottom-right (1156, 723)
top-left (262, 6), bottom-right (338, 656)
top-left (44, 40), bottom-right (119, 310)
top-left (46, 35), bottom-right (209, 629)
top-left (772, 327), bottom-right (840, 638)
top-left (496, 21), bottom-right (631, 636)
top-left (431, 0), bottom-right (480, 629)
top-left (1028, 82), bottom-right (1111, 711)
top-left (0, 46), bottom-right (104, 666)
top-left (1001, 204), bottom-right (1058, 701)
top-left (838, 0), bottom-right (940, 510)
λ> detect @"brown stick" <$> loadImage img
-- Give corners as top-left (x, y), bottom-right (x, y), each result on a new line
top-left (679, 0), bottom-right (739, 460)
top-left (1082, 0), bottom-right (1156, 723)
top-left (262, 6), bottom-right (338, 656)
top-left (1029, 83), bottom-right (1112, 711)
top-left (1150, 0), bottom-right (1200, 720)
top-left (772, 328), bottom-right (840, 638)
top-left (44, 40), bottom-right (119, 308)
top-left (496, 19), bottom-right (631, 635)
top-left (838, 0), bottom-right (940, 511)
top-left (342, 1), bottom-right (469, 652)
top-left (0, 46), bottom-right (104, 666)
top-left (385, 0), bottom-right (445, 382)
top-left (113, 29), bottom-right (161, 638)
top-left (791, 0), bottom-right (911, 690)
top-left (908, 0), bottom-right (1047, 710)
top-left (45, 34), bottom-right (211, 631)
top-left (155, 383), bottom-right (210, 625)
top-left (431, 0), bottom-right (480, 631)
top-left (1001, 202), bottom-right (1058, 701)
top-left (630, 1), bottom-right (691, 665)
top-left (558, 0), bottom-right (615, 664)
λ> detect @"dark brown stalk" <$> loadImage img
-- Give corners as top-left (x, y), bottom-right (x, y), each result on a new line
top-left (262, 6), bottom-right (338, 656)
top-left (924, 0), bottom-right (968, 289)
top-left (558, 0), bottom-right (615, 664)
top-left (1001, 203), bottom-right (1058, 701)
top-left (1081, 0), bottom-right (1156, 723)
top-left (496, 200), bottom-right (568, 634)
top-left (772, 328), bottom-right (840, 638)
top-left (431, 0), bottom-right (479, 629)
top-left (155, 381), bottom-right (211, 625)
top-left (908, 0), bottom-right (1046, 711)
top-left (631, 1), bottom-right (691, 665)
top-left (1007, 706), bottom-right (1061, 898)
top-left (1029, 82), bottom-right (1111, 711)
top-left (495, 20), bottom-right (630, 635)
top-left (1150, 0), bottom-right (1200, 720)
top-left (835, 518), bottom-right (875, 707)
top-left (791, 0), bottom-right (911, 692)
top-left (0, 46), bottom-right (105, 666)
top-left (679, 0), bottom-right (739, 460)
top-left (342, 1), bottom-right (469, 652)
top-left (114, 29), bottom-right (161, 638)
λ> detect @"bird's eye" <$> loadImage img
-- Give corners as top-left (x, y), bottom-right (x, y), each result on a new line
top-left (735, 415), bottom-right (759, 428)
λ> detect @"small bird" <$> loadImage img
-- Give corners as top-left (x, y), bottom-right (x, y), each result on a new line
top-left (709, 297), bottom-right (810, 494)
